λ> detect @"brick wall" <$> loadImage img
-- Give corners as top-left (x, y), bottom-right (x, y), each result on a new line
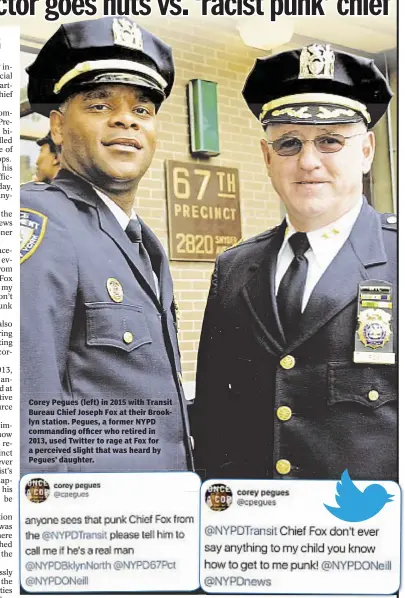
top-left (134, 19), bottom-right (282, 390)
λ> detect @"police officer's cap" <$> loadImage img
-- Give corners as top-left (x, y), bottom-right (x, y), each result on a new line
top-left (243, 44), bottom-right (393, 129)
top-left (36, 131), bottom-right (61, 154)
top-left (27, 17), bottom-right (174, 117)
top-left (36, 131), bottom-right (53, 147)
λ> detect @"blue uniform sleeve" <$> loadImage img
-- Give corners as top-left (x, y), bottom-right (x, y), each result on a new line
top-left (21, 195), bottom-right (78, 404)
top-left (191, 261), bottom-right (230, 479)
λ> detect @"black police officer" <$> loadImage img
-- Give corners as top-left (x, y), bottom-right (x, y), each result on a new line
top-left (20, 18), bottom-right (193, 474)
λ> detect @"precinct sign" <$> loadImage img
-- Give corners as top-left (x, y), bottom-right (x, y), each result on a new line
top-left (165, 160), bottom-right (242, 261)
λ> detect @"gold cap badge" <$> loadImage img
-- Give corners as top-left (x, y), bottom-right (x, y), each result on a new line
top-left (299, 44), bottom-right (335, 80)
top-left (112, 18), bottom-right (143, 51)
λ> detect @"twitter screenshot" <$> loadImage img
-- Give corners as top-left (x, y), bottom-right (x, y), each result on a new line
top-left (19, 471), bottom-right (400, 594)
top-left (200, 475), bottom-right (400, 594)
top-left (20, 473), bottom-right (200, 593)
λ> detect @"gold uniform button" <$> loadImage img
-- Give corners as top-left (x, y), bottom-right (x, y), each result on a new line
top-left (123, 331), bottom-right (134, 344)
top-left (276, 459), bottom-right (291, 475)
top-left (277, 406), bottom-right (292, 421)
top-left (368, 390), bottom-right (379, 401)
top-left (280, 355), bottom-right (295, 369)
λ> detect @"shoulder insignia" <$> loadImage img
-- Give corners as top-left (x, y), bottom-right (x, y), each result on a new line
top-left (381, 213), bottom-right (397, 230)
top-left (224, 237), bottom-right (244, 252)
top-left (224, 227), bottom-right (280, 252)
top-left (20, 209), bottom-right (48, 264)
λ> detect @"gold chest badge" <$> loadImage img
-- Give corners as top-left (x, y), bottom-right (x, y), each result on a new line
top-left (353, 282), bottom-right (395, 365)
top-left (106, 278), bottom-right (124, 303)
top-left (357, 309), bottom-right (391, 349)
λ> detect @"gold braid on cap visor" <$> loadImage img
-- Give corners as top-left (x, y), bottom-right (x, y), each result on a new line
top-left (53, 59), bottom-right (168, 94)
top-left (260, 93), bottom-right (371, 124)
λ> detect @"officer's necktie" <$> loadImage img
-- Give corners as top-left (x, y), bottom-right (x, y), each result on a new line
top-left (277, 232), bottom-right (310, 342)
top-left (126, 219), bottom-right (156, 292)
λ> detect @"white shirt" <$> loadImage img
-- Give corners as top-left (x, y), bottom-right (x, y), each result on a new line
top-left (275, 199), bottom-right (363, 311)
top-left (94, 188), bottom-right (160, 298)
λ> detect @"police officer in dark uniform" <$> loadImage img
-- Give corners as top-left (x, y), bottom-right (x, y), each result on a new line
top-left (34, 131), bottom-right (61, 183)
top-left (20, 17), bottom-right (193, 474)
top-left (192, 44), bottom-right (397, 481)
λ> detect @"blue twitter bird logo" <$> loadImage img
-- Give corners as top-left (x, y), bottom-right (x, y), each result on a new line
top-left (324, 470), bottom-right (394, 522)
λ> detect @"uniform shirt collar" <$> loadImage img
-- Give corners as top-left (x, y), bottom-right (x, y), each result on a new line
top-left (93, 187), bottom-right (137, 230)
top-left (282, 198), bottom-right (363, 268)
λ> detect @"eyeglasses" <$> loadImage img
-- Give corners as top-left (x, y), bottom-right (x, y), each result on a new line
top-left (267, 133), bottom-right (365, 156)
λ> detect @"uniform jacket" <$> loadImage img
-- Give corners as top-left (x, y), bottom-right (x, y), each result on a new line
top-left (191, 200), bottom-right (397, 481)
top-left (21, 170), bottom-right (193, 474)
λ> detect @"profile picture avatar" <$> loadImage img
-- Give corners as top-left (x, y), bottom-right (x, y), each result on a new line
top-left (205, 484), bottom-right (233, 512)
top-left (25, 478), bottom-right (50, 503)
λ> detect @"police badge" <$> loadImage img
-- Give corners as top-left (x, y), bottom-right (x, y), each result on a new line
top-left (357, 309), bottom-right (391, 349)
top-left (112, 18), bottom-right (143, 51)
top-left (353, 281), bottom-right (395, 364)
top-left (106, 277), bottom-right (124, 303)
top-left (299, 44), bottom-right (335, 80)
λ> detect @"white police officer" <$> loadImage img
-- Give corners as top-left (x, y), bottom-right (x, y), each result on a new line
top-left (20, 17), bottom-right (193, 474)
top-left (192, 44), bottom-right (397, 481)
